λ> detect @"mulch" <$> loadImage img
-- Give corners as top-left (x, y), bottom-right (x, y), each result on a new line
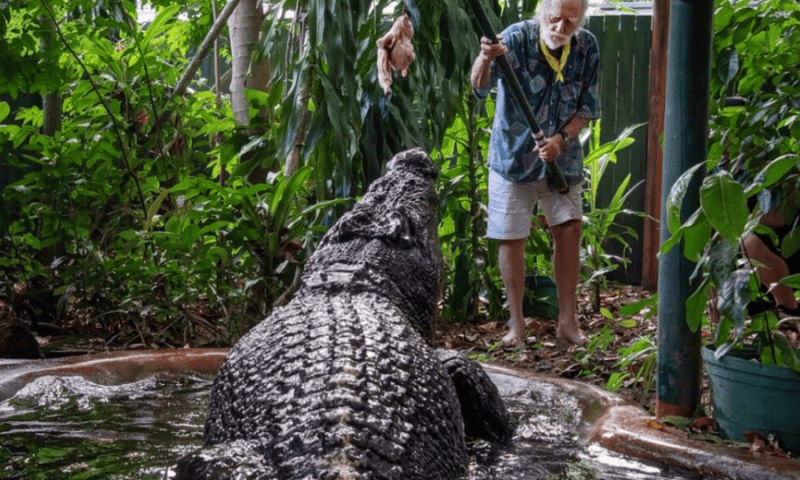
top-left (435, 284), bottom-right (661, 406)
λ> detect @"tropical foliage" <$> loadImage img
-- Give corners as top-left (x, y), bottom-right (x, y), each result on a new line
top-left (0, 0), bottom-right (537, 345)
top-left (663, 0), bottom-right (800, 369)
top-left (1, 0), bottom-right (647, 350)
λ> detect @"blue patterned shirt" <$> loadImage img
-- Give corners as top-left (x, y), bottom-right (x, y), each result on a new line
top-left (475, 20), bottom-right (600, 184)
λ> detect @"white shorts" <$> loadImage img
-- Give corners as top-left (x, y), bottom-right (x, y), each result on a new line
top-left (486, 169), bottom-right (582, 240)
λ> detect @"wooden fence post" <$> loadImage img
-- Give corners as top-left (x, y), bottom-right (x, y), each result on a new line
top-left (641, 0), bottom-right (670, 289)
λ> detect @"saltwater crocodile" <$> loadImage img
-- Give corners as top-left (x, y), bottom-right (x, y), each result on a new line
top-left (176, 148), bottom-right (514, 479)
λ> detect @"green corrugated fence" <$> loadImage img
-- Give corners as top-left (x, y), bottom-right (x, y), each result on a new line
top-left (586, 14), bottom-right (652, 285)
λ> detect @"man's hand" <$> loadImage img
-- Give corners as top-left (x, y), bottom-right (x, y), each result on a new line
top-left (479, 35), bottom-right (507, 60)
top-left (471, 36), bottom-right (507, 89)
top-left (536, 135), bottom-right (566, 163)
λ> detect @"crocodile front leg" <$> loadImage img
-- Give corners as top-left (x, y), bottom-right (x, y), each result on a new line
top-left (436, 349), bottom-right (515, 445)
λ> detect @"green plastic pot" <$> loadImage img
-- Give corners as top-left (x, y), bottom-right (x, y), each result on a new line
top-left (523, 275), bottom-right (558, 319)
top-left (702, 345), bottom-right (800, 454)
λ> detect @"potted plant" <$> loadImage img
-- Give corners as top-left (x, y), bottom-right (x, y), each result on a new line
top-left (661, 0), bottom-right (800, 453)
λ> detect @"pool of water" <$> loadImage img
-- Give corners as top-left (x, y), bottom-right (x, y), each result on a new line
top-left (0, 358), bottom-right (712, 479)
top-left (0, 373), bottom-right (210, 479)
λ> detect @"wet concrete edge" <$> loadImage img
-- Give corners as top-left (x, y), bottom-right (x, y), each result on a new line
top-left (0, 348), bottom-right (230, 402)
top-left (2, 350), bottom-right (798, 479)
top-left (482, 364), bottom-right (800, 480)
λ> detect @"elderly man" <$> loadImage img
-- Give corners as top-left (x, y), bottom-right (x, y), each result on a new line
top-left (471, 0), bottom-right (599, 346)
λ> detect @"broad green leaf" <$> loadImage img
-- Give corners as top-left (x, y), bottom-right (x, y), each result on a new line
top-left (142, 176), bottom-right (160, 194)
top-left (245, 89), bottom-right (269, 108)
top-left (666, 163), bottom-right (704, 235)
top-left (440, 216), bottom-right (455, 237)
top-left (660, 208), bottom-right (705, 255)
top-left (714, 317), bottom-right (733, 349)
top-left (118, 230), bottom-right (139, 241)
top-left (146, 189), bottom-right (170, 230)
top-left (142, 5), bottom-right (181, 50)
top-left (700, 172), bottom-right (747, 245)
top-left (708, 238), bottom-right (737, 289)
top-left (22, 233), bottom-right (41, 249)
top-left (85, 33), bottom-right (118, 70)
top-left (182, 223), bottom-right (201, 248)
top-left (0, 124), bottom-right (19, 138)
top-left (732, 16), bottom-right (756, 45)
top-left (165, 216), bottom-right (182, 235)
top-left (716, 269), bottom-right (750, 338)
top-left (619, 294), bottom-right (658, 316)
top-left (745, 155), bottom-right (798, 197)
top-left (682, 214), bottom-right (711, 262)
top-left (199, 221), bottom-right (231, 236)
top-left (779, 273), bottom-right (800, 289)
top-left (685, 277), bottom-right (710, 333)
top-left (773, 332), bottom-right (799, 370)
top-left (781, 227), bottom-right (800, 258)
top-left (270, 166), bottom-right (312, 232)
top-left (714, 6), bottom-right (734, 33)
top-left (749, 311), bottom-right (778, 336)
top-left (206, 246), bottom-right (229, 262)
top-left (0, 101), bottom-right (9, 123)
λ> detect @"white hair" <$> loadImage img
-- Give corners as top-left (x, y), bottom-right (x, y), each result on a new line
top-left (535, 0), bottom-right (590, 30)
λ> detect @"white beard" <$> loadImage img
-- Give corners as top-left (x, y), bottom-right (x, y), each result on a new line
top-left (541, 30), bottom-right (570, 50)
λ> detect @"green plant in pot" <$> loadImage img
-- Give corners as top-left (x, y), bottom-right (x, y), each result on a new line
top-left (663, 129), bottom-right (800, 454)
top-left (661, 0), bottom-right (800, 453)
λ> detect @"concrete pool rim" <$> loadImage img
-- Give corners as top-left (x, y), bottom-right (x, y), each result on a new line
top-left (1, 349), bottom-right (798, 480)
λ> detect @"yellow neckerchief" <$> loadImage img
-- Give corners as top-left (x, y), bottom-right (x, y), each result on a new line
top-left (539, 36), bottom-right (570, 83)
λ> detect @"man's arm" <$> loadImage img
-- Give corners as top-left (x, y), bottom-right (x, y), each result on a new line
top-left (561, 116), bottom-right (590, 140)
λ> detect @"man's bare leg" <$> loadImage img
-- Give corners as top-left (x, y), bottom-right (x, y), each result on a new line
top-left (550, 219), bottom-right (587, 345)
top-left (498, 238), bottom-right (527, 345)
top-left (742, 233), bottom-right (798, 311)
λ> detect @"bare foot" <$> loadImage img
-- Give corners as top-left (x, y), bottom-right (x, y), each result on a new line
top-left (503, 318), bottom-right (526, 346)
top-left (502, 331), bottom-right (525, 347)
top-left (556, 321), bottom-right (588, 346)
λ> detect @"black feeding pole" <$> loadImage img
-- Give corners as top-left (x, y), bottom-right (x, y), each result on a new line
top-left (466, 0), bottom-right (570, 194)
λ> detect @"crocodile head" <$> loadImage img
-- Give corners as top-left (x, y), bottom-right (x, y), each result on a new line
top-left (301, 147), bottom-right (441, 342)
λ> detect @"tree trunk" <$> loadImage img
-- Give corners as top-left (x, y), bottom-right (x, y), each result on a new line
top-left (228, 0), bottom-right (270, 126)
top-left (39, 16), bottom-right (61, 136)
top-left (163, 0), bottom-right (243, 125)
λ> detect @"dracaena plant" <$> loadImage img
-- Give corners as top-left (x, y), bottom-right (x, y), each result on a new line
top-left (580, 120), bottom-right (646, 312)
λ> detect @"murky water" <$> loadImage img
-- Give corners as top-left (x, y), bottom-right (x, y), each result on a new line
top-left (0, 373), bottom-right (210, 479)
top-left (0, 369), bottom-right (710, 479)
top-left (467, 377), bottom-right (709, 480)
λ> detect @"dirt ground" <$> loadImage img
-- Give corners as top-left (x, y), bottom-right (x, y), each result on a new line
top-left (435, 284), bottom-right (664, 410)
